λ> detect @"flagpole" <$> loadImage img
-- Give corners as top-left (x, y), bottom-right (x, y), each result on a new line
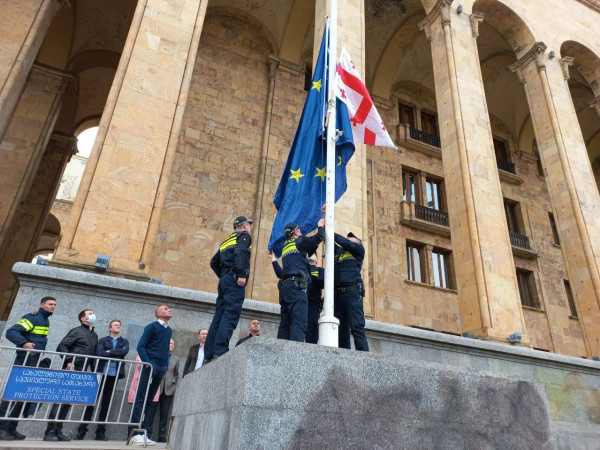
top-left (318, 0), bottom-right (339, 347)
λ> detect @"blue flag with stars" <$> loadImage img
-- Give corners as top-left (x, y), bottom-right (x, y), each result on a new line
top-left (268, 25), bottom-right (355, 257)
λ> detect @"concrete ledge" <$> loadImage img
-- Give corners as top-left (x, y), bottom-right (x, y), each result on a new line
top-left (172, 338), bottom-right (558, 449)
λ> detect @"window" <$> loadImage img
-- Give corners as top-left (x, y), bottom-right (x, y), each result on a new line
top-left (421, 112), bottom-right (439, 136)
top-left (504, 201), bottom-right (519, 234)
top-left (432, 250), bottom-right (451, 288)
top-left (399, 103), bottom-right (415, 128)
top-left (406, 243), bottom-right (425, 283)
top-left (426, 178), bottom-right (443, 211)
top-left (402, 170), bottom-right (417, 202)
top-left (303, 65), bottom-right (312, 91)
top-left (564, 280), bottom-right (577, 318)
top-left (493, 139), bottom-right (509, 161)
top-left (549, 212), bottom-right (560, 245)
top-left (516, 269), bottom-right (539, 308)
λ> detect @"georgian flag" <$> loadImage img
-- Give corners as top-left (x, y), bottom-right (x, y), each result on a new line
top-left (334, 47), bottom-right (396, 149)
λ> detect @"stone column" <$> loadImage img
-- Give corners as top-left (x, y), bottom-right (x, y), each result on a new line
top-left (52, 0), bottom-right (209, 276)
top-left (314, 0), bottom-right (371, 310)
top-left (0, 0), bottom-right (67, 142)
top-left (0, 64), bottom-right (73, 259)
top-left (0, 134), bottom-right (76, 319)
top-left (418, 0), bottom-right (528, 344)
top-left (510, 43), bottom-right (600, 357)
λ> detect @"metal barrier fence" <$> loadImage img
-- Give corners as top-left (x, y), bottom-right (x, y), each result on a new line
top-left (0, 346), bottom-right (153, 444)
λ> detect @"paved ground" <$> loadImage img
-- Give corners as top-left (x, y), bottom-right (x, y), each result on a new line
top-left (0, 439), bottom-right (168, 449)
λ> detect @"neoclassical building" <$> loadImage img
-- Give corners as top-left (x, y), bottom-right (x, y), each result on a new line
top-left (1, 0), bottom-right (599, 358)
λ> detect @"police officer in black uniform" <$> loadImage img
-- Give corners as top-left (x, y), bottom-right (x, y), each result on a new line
top-left (278, 219), bottom-right (325, 342)
top-left (204, 216), bottom-right (253, 363)
top-left (0, 296), bottom-right (56, 441)
top-left (334, 232), bottom-right (369, 351)
top-left (306, 253), bottom-right (324, 344)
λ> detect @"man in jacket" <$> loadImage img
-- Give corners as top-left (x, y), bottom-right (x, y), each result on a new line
top-left (44, 309), bottom-right (99, 442)
top-left (94, 320), bottom-right (129, 441)
top-left (0, 296), bottom-right (56, 441)
top-left (235, 319), bottom-right (260, 346)
top-left (183, 328), bottom-right (207, 376)
top-left (147, 339), bottom-right (180, 443)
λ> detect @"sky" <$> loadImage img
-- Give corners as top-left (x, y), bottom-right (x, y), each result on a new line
top-left (77, 126), bottom-right (98, 157)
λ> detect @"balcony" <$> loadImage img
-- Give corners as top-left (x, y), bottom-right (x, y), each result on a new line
top-left (401, 201), bottom-right (450, 237)
top-left (509, 231), bottom-right (538, 259)
top-left (396, 123), bottom-right (442, 159)
top-left (496, 158), bottom-right (524, 185)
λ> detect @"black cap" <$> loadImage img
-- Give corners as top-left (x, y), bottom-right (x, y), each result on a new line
top-left (285, 222), bottom-right (299, 237)
top-left (233, 216), bottom-right (253, 228)
top-left (347, 232), bottom-right (361, 241)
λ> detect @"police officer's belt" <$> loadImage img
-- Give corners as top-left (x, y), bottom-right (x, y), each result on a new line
top-left (281, 275), bottom-right (300, 282)
top-left (335, 284), bottom-right (358, 294)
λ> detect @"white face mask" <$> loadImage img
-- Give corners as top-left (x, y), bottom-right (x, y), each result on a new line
top-left (87, 313), bottom-right (97, 324)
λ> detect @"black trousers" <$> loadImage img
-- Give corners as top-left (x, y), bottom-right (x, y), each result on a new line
top-left (147, 391), bottom-right (174, 441)
top-left (95, 375), bottom-right (117, 435)
top-left (278, 281), bottom-right (308, 342)
top-left (45, 403), bottom-right (94, 435)
top-left (334, 290), bottom-right (369, 351)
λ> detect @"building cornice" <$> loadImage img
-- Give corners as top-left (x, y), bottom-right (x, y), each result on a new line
top-left (575, 0), bottom-right (600, 14)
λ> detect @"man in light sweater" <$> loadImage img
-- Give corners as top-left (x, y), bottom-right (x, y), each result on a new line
top-left (128, 305), bottom-right (172, 446)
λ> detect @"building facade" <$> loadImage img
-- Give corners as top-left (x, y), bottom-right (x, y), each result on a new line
top-left (0, 0), bottom-right (599, 358)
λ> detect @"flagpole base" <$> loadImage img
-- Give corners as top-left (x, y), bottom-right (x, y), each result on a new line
top-left (317, 315), bottom-right (339, 347)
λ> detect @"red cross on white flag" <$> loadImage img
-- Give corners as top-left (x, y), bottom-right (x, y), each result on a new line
top-left (334, 47), bottom-right (396, 149)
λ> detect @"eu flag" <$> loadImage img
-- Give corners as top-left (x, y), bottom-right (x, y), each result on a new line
top-left (268, 25), bottom-right (355, 257)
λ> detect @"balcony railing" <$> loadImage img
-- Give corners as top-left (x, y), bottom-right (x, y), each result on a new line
top-left (509, 232), bottom-right (530, 249)
top-left (496, 158), bottom-right (516, 174)
top-left (415, 204), bottom-right (449, 227)
top-left (409, 127), bottom-right (441, 148)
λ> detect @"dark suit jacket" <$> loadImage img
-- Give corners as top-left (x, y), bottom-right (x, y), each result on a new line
top-left (97, 335), bottom-right (129, 379)
top-left (183, 343), bottom-right (204, 377)
top-left (160, 355), bottom-right (180, 397)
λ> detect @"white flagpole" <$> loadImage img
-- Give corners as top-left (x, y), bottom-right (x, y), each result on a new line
top-left (318, 0), bottom-right (339, 347)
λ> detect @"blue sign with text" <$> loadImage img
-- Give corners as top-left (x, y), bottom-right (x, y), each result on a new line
top-left (2, 367), bottom-right (101, 405)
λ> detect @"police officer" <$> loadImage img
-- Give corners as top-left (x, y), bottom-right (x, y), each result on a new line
top-left (334, 232), bottom-right (369, 351)
top-left (204, 216), bottom-right (253, 363)
top-left (306, 253), bottom-right (324, 344)
top-left (0, 296), bottom-right (56, 441)
top-left (278, 219), bottom-right (325, 342)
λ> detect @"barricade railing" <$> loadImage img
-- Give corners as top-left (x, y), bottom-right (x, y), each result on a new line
top-left (0, 346), bottom-right (153, 445)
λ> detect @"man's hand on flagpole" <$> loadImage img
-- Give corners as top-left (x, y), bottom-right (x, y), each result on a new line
top-left (318, 218), bottom-right (325, 228)
top-left (321, 204), bottom-right (326, 214)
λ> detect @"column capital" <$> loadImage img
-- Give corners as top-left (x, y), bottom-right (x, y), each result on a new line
top-left (470, 12), bottom-right (485, 39)
top-left (31, 63), bottom-right (76, 96)
top-left (509, 42), bottom-right (548, 81)
top-left (559, 56), bottom-right (575, 81)
top-left (587, 96), bottom-right (600, 117)
top-left (49, 132), bottom-right (78, 158)
top-left (417, 0), bottom-right (454, 39)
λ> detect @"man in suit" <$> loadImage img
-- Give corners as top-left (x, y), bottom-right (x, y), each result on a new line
top-left (183, 328), bottom-right (207, 377)
top-left (95, 320), bottom-right (129, 441)
top-left (147, 339), bottom-right (179, 443)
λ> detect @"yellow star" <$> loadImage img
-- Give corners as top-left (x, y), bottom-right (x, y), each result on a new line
top-left (312, 79), bottom-right (322, 92)
top-left (337, 155), bottom-right (343, 166)
top-left (315, 166), bottom-right (326, 181)
top-left (289, 168), bottom-right (305, 183)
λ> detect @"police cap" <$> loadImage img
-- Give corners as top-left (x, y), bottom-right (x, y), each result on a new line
top-left (347, 231), bottom-right (361, 241)
top-left (233, 216), bottom-right (253, 228)
top-left (285, 222), bottom-right (299, 237)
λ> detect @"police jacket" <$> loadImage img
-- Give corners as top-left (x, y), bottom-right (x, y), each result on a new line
top-left (5, 307), bottom-right (51, 350)
top-left (308, 265), bottom-right (324, 304)
top-left (334, 233), bottom-right (364, 286)
top-left (57, 324), bottom-right (99, 371)
top-left (281, 226), bottom-right (325, 278)
top-left (97, 335), bottom-right (130, 379)
top-left (210, 230), bottom-right (252, 278)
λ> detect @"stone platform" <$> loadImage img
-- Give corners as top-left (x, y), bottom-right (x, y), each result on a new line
top-left (171, 338), bottom-right (569, 450)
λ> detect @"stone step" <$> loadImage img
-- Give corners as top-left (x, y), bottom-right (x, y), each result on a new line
top-left (0, 438), bottom-right (168, 450)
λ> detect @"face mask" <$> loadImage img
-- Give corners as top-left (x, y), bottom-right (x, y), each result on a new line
top-left (87, 314), bottom-right (97, 324)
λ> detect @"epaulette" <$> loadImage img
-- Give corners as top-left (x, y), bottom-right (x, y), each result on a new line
top-left (29, 311), bottom-right (38, 315)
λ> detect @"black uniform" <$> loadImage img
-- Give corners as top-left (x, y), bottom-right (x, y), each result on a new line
top-left (0, 308), bottom-right (52, 435)
top-left (45, 324), bottom-right (99, 438)
top-left (204, 230), bottom-right (252, 361)
top-left (334, 233), bottom-right (369, 351)
top-left (278, 227), bottom-right (324, 342)
top-left (306, 265), bottom-right (324, 344)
